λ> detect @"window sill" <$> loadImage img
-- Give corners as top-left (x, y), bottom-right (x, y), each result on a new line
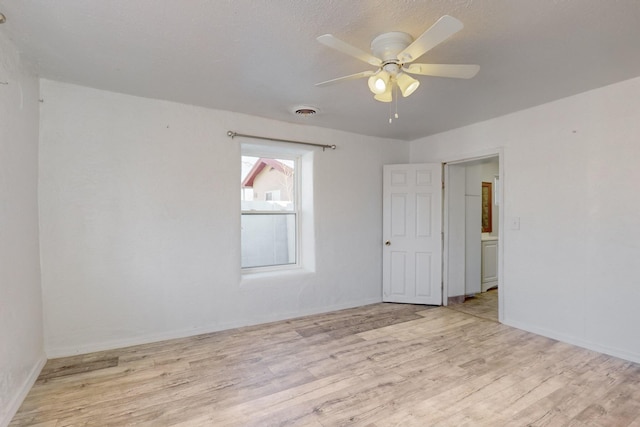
top-left (239, 266), bottom-right (315, 287)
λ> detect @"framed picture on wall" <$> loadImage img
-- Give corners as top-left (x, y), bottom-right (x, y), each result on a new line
top-left (482, 182), bottom-right (492, 233)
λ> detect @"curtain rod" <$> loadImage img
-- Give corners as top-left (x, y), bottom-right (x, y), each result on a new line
top-left (227, 131), bottom-right (336, 151)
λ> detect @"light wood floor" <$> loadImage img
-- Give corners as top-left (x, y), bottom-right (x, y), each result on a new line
top-left (12, 301), bottom-right (640, 426)
top-left (448, 288), bottom-right (499, 322)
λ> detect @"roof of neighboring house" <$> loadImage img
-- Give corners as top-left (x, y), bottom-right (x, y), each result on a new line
top-left (241, 158), bottom-right (293, 188)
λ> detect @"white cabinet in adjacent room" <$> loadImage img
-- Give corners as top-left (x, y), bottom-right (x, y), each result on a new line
top-left (481, 238), bottom-right (499, 292)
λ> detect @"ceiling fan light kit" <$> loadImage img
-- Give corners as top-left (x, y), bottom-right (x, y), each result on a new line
top-left (316, 14), bottom-right (480, 115)
top-left (396, 72), bottom-right (420, 97)
top-left (374, 86), bottom-right (393, 103)
top-left (368, 70), bottom-right (390, 94)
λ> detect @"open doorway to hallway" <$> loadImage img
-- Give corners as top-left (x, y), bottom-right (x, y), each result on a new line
top-left (443, 155), bottom-right (500, 321)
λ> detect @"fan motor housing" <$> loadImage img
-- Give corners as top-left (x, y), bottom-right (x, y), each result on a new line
top-left (371, 32), bottom-right (413, 62)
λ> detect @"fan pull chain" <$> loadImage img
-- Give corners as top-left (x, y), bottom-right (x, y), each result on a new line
top-left (395, 85), bottom-right (399, 119)
top-left (389, 84), bottom-right (399, 124)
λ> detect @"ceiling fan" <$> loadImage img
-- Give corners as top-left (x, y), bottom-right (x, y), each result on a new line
top-left (316, 15), bottom-right (479, 103)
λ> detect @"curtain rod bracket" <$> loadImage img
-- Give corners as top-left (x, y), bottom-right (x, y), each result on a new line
top-left (227, 130), bottom-right (336, 151)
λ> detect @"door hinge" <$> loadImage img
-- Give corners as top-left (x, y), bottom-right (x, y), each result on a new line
top-left (442, 181), bottom-right (445, 189)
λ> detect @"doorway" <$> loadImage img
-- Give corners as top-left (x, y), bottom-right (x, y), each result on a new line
top-left (443, 153), bottom-right (502, 322)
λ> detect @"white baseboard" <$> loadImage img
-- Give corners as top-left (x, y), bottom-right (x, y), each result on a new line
top-left (503, 318), bottom-right (640, 365)
top-left (1, 354), bottom-right (46, 427)
top-left (46, 297), bottom-right (383, 358)
top-left (249, 297), bottom-right (383, 326)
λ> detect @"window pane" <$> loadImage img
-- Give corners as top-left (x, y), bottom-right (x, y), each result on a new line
top-left (241, 213), bottom-right (296, 268)
top-left (241, 156), bottom-right (295, 212)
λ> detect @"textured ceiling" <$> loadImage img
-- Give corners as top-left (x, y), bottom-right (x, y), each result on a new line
top-left (2, 0), bottom-right (640, 140)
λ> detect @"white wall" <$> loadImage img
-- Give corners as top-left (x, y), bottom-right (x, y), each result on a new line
top-left (464, 193), bottom-right (481, 294)
top-left (445, 164), bottom-right (466, 299)
top-left (411, 76), bottom-right (640, 363)
top-left (38, 79), bottom-right (409, 357)
top-left (0, 33), bottom-right (45, 426)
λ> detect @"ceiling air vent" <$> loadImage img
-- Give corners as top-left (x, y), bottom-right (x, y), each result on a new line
top-left (293, 106), bottom-right (318, 117)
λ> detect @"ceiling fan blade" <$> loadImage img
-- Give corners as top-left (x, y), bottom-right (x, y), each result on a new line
top-left (317, 34), bottom-right (382, 67)
top-left (404, 63), bottom-right (480, 79)
top-left (398, 15), bottom-right (464, 63)
top-left (315, 70), bottom-right (376, 87)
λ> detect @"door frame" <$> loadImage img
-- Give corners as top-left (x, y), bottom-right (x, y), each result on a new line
top-left (441, 148), bottom-right (504, 322)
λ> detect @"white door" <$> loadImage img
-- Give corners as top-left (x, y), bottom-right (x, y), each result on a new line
top-left (383, 164), bottom-right (442, 305)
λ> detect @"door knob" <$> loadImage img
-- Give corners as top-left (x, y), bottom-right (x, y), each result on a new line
top-left (385, 241), bottom-right (391, 246)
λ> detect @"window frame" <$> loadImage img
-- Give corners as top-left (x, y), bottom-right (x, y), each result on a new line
top-left (240, 150), bottom-right (301, 273)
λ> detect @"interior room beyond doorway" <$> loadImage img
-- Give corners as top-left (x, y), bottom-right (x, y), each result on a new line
top-left (444, 155), bottom-right (500, 320)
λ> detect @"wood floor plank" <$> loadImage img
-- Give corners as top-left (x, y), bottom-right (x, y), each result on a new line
top-left (447, 288), bottom-right (499, 322)
top-left (10, 296), bottom-right (640, 426)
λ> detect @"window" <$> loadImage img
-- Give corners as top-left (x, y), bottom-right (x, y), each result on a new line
top-left (241, 154), bottom-right (298, 270)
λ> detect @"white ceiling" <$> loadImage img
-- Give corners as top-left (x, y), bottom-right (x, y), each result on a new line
top-left (2, 0), bottom-right (640, 141)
